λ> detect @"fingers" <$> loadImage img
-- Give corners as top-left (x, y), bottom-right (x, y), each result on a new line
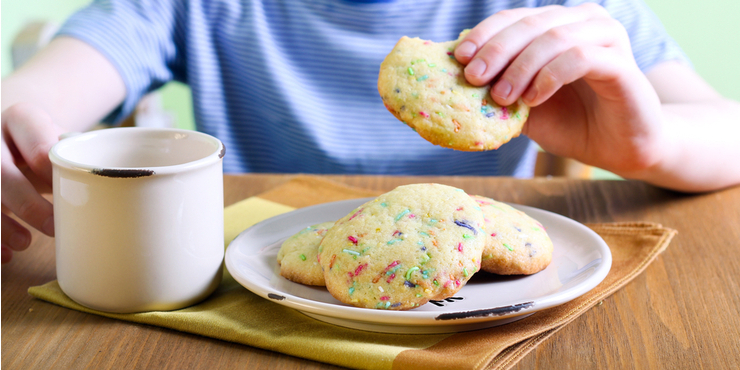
top-left (2, 246), bottom-right (13, 264)
top-left (2, 103), bottom-right (60, 185)
top-left (497, 18), bottom-right (629, 106)
top-left (2, 213), bottom-right (32, 263)
top-left (2, 213), bottom-right (32, 253)
top-left (466, 5), bottom-right (601, 86)
top-left (1, 140), bottom-right (55, 236)
top-left (454, 6), bottom-right (550, 65)
top-left (454, 3), bottom-right (622, 107)
top-left (1, 103), bottom-right (59, 238)
top-left (526, 40), bottom-right (645, 109)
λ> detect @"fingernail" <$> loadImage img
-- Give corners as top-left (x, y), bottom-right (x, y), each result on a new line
top-left (523, 87), bottom-right (537, 104)
top-left (456, 41), bottom-right (477, 58)
top-left (9, 232), bottom-right (30, 251)
top-left (493, 80), bottom-right (512, 100)
top-left (466, 59), bottom-right (487, 77)
top-left (42, 216), bottom-right (55, 236)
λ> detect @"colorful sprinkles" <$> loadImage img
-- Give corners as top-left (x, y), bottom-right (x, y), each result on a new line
top-left (395, 209), bottom-right (411, 221)
top-left (378, 33), bottom-right (530, 152)
top-left (454, 219), bottom-right (478, 235)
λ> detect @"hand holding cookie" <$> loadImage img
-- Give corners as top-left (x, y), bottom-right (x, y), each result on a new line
top-left (454, 4), bottom-right (667, 176)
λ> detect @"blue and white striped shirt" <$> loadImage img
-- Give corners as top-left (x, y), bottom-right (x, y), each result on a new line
top-left (58, 0), bottom-right (688, 175)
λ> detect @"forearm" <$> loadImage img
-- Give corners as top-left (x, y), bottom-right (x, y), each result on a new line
top-left (621, 98), bottom-right (740, 192)
top-left (1, 36), bottom-right (126, 132)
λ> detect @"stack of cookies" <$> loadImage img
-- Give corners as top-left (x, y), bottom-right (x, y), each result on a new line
top-left (277, 184), bottom-right (553, 311)
top-left (278, 32), bottom-right (547, 310)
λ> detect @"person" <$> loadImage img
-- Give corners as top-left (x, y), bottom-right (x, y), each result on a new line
top-left (3, 0), bottom-right (740, 263)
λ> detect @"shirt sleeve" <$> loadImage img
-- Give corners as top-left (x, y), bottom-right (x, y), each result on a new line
top-left (554, 0), bottom-right (692, 72)
top-left (55, 0), bottom-right (185, 123)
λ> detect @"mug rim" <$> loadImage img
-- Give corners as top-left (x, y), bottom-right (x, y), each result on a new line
top-left (49, 127), bottom-right (224, 177)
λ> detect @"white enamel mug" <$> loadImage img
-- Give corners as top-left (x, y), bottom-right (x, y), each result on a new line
top-left (49, 127), bottom-right (225, 313)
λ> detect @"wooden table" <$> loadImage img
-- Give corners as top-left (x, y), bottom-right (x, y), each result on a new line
top-left (3, 174), bottom-right (740, 369)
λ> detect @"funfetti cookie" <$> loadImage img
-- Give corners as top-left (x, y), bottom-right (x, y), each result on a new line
top-left (471, 195), bottom-right (553, 275)
top-left (378, 30), bottom-right (529, 151)
top-left (318, 183), bottom-right (485, 310)
top-left (277, 221), bottom-right (335, 286)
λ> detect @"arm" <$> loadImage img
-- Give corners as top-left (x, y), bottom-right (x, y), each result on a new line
top-left (454, 4), bottom-right (740, 192)
top-left (631, 62), bottom-right (740, 192)
top-left (1, 36), bottom-right (126, 262)
top-left (2, 36), bottom-right (126, 129)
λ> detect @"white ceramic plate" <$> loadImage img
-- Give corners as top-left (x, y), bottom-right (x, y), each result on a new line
top-left (225, 198), bottom-right (611, 334)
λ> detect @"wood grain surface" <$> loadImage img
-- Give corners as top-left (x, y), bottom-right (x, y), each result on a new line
top-left (3, 174), bottom-right (739, 369)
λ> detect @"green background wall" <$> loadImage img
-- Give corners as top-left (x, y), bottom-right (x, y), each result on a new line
top-left (0, 0), bottom-right (195, 129)
top-left (3, 0), bottom-right (739, 132)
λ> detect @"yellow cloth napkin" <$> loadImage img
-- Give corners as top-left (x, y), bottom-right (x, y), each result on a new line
top-left (29, 176), bottom-right (677, 370)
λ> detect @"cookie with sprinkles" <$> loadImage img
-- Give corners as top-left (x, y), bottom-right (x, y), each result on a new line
top-left (378, 30), bottom-right (529, 151)
top-left (277, 221), bottom-right (335, 286)
top-left (471, 195), bottom-right (553, 275)
top-left (318, 183), bottom-right (485, 310)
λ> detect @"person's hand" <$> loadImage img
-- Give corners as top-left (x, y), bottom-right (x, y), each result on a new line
top-left (454, 4), bottom-right (666, 176)
top-left (1, 103), bottom-right (62, 263)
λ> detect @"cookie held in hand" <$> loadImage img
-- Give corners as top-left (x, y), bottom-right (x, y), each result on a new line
top-left (378, 31), bottom-right (529, 151)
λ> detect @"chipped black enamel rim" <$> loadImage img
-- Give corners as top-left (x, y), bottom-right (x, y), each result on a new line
top-left (90, 168), bottom-right (155, 178)
top-left (268, 293), bottom-right (286, 301)
top-left (49, 128), bottom-right (225, 176)
top-left (434, 301), bottom-right (535, 321)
